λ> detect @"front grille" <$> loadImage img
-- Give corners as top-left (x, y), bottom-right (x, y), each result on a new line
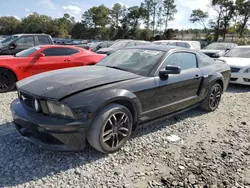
top-left (19, 91), bottom-right (35, 110)
top-left (243, 78), bottom-right (250, 82)
top-left (230, 67), bottom-right (241, 73)
top-left (230, 78), bottom-right (238, 81)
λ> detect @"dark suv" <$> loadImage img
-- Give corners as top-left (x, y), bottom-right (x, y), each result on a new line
top-left (0, 34), bottom-right (53, 55)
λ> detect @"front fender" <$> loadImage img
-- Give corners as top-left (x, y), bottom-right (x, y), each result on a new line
top-left (63, 89), bottom-right (142, 122)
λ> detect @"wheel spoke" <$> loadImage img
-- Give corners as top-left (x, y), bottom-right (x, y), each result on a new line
top-left (118, 131), bottom-right (127, 137)
top-left (103, 132), bottom-right (113, 142)
top-left (108, 119), bottom-right (114, 127)
top-left (119, 116), bottom-right (128, 127)
top-left (111, 134), bottom-right (116, 148)
top-left (118, 127), bottom-right (128, 132)
top-left (115, 134), bottom-right (119, 147)
top-left (112, 115), bottom-right (118, 124)
top-left (216, 92), bottom-right (221, 98)
top-left (103, 129), bottom-right (113, 137)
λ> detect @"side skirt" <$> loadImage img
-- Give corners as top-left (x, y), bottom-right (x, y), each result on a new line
top-left (137, 103), bottom-right (201, 126)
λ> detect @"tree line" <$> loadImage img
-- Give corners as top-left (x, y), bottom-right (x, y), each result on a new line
top-left (0, 0), bottom-right (250, 41)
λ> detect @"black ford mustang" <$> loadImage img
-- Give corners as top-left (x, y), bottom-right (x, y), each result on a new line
top-left (11, 45), bottom-right (231, 153)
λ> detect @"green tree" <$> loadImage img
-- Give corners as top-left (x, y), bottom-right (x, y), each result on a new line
top-left (211, 0), bottom-right (235, 40)
top-left (157, 6), bottom-right (164, 35)
top-left (89, 5), bottom-right (111, 28)
top-left (163, 0), bottom-right (177, 32)
top-left (235, 0), bottom-right (250, 37)
top-left (82, 10), bottom-right (94, 28)
top-left (0, 16), bottom-right (21, 34)
top-left (111, 3), bottom-right (122, 27)
top-left (189, 9), bottom-right (209, 31)
top-left (141, 0), bottom-right (153, 29)
top-left (19, 13), bottom-right (54, 34)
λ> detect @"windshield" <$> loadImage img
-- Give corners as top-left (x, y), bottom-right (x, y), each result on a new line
top-left (90, 42), bottom-right (102, 48)
top-left (0, 35), bottom-right (19, 44)
top-left (224, 48), bottom-right (250, 58)
top-left (110, 41), bottom-right (129, 49)
top-left (205, 43), bottom-right (230, 50)
top-left (15, 46), bottom-right (41, 57)
top-left (97, 49), bottom-right (164, 76)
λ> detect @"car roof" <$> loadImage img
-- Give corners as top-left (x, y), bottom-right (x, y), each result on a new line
top-left (13, 33), bottom-right (51, 37)
top-left (125, 44), bottom-right (184, 52)
top-left (236, 45), bottom-right (250, 48)
top-left (153, 40), bottom-right (199, 43)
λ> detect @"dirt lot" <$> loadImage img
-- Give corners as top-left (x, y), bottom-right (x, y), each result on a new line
top-left (0, 84), bottom-right (250, 188)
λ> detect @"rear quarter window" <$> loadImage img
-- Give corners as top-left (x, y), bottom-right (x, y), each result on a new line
top-left (197, 52), bottom-right (215, 67)
top-left (38, 36), bottom-right (50, 45)
top-left (191, 42), bottom-right (201, 50)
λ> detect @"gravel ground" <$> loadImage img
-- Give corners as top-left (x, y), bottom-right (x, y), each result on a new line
top-left (0, 84), bottom-right (250, 188)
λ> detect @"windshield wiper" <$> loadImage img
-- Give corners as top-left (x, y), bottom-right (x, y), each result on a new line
top-left (105, 66), bottom-right (127, 71)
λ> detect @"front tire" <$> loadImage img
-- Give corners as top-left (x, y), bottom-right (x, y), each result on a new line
top-left (87, 103), bottom-right (133, 154)
top-left (0, 68), bottom-right (16, 93)
top-left (200, 83), bottom-right (222, 112)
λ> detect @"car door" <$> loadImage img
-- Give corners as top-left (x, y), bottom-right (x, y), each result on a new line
top-left (12, 36), bottom-right (35, 54)
top-left (153, 51), bottom-right (203, 117)
top-left (29, 47), bottom-right (81, 75)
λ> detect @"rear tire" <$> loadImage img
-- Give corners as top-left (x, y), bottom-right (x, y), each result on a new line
top-left (200, 83), bottom-right (222, 112)
top-left (0, 68), bottom-right (16, 93)
top-left (87, 103), bottom-right (133, 154)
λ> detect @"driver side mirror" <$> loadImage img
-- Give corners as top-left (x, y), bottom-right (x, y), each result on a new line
top-left (8, 42), bottom-right (17, 49)
top-left (35, 53), bottom-right (45, 59)
top-left (159, 65), bottom-right (181, 78)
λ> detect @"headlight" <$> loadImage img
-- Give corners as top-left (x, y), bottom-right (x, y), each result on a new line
top-left (46, 101), bottom-right (75, 119)
top-left (34, 99), bottom-right (40, 112)
top-left (244, 68), bottom-right (250, 73)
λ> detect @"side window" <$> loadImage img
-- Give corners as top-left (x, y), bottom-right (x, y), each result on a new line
top-left (168, 42), bottom-right (177, 46)
top-left (177, 42), bottom-right (187, 48)
top-left (42, 48), bottom-right (79, 56)
top-left (38, 36), bottom-right (50, 45)
top-left (16, 37), bottom-right (35, 46)
top-left (162, 52), bottom-right (197, 70)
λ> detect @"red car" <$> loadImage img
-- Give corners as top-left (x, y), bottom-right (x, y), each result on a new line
top-left (0, 45), bottom-right (106, 92)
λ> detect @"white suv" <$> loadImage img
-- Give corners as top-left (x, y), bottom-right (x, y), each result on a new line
top-left (152, 40), bottom-right (201, 50)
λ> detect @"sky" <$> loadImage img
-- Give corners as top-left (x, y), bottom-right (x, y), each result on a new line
top-left (0, 0), bottom-right (217, 29)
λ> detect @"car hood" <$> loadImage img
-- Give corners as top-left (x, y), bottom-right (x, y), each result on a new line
top-left (17, 66), bottom-right (141, 100)
top-left (219, 57), bottom-right (250, 68)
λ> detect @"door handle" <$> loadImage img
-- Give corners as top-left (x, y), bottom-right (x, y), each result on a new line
top-left (64, 59), bottom-right (71, 62)
top-left (194, 75), bottom-right (201, 79)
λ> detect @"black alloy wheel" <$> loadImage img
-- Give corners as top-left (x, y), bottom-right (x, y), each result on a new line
top-left (200, 83), bottom-right (222, 112)
top-left (209, 84), bottom-right (222, 110)
top-left (87, 103), bottom-right (133, 153)
top-left (0, 68), bottom-right (16, 93)
top-left (101, 112), bottom-right (130, 149)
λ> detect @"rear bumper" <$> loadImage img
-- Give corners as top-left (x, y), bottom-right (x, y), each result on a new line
top-left (11, 99), bottom-right (91, 151)
top-left (230, 72), bottom-right (250, 85)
